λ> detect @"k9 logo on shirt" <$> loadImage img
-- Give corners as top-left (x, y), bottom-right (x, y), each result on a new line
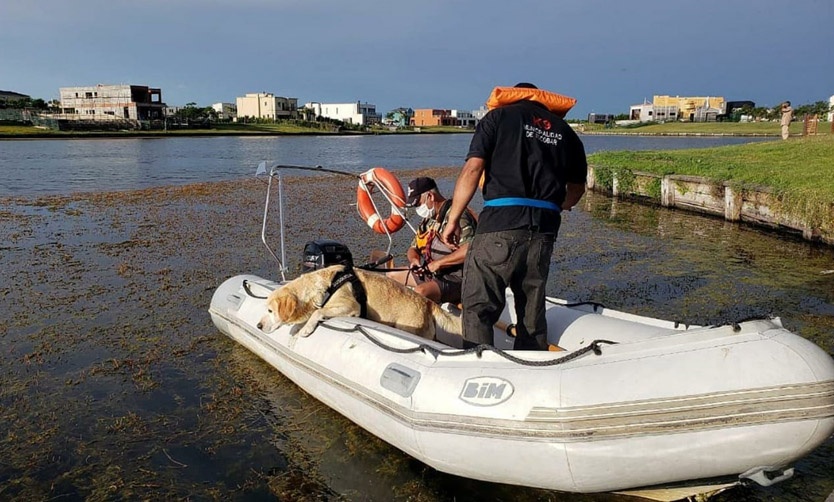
top-left (532, 116), bottom-right (551, 130)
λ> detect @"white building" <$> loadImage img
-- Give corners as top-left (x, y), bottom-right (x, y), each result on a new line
top-left (212, 102), bottom-right (237, 120)
top-left (236, 92), bottom-right (298, 121)
top-left (629, 102), bottom-right (654, 122)
top-left (303, 101), bottom-right (381, 126)
top-left (451, 109), bottom-right (476, 128)
top-left (472, 105), bottom-right (489, 123)
top-left (59, 84), bottom-right (165, 121)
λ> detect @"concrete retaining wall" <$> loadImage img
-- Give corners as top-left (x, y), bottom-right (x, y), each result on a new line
top-left (588, 165), bottom-right (834, 245)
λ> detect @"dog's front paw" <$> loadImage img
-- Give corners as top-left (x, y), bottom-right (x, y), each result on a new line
top-left (297, 324), bottom-right (317, 338)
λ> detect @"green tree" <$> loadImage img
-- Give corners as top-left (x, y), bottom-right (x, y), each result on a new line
top-left (794, 101), bottom-right (831, 119)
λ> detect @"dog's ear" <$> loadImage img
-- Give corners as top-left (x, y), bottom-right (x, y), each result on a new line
top-left (277, 293), bottom-right (298, 322)
top-left (266, 295), bottom-right (279, 314)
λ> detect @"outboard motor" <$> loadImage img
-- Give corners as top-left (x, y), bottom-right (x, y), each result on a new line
top-left (302, 239), bottom-right (353, 273)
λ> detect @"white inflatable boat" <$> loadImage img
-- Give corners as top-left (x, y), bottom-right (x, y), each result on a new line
top-left (209, 164), bottom-right (834, 499)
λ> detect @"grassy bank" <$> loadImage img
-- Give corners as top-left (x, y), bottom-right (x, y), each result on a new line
top-left (581, 121), bottom-right (830, 136)
top-left (588, 135), bottom-right (834, 228)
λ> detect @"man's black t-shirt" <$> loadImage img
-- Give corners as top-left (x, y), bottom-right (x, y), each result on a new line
top-left (466, 100), bottom-right (587, 234)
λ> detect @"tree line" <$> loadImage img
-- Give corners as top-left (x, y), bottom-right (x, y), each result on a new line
top-left (732, 101), bottom-right (832, 121)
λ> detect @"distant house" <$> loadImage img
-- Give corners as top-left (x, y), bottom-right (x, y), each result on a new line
top-left (303, 101), bottom-right (381, 126)
top-left (629, 101), bottom-right (653, 122)
top-left (59, 84), bottom-right (165, 121)
top-left (385, 107), bottom-right (413, 127)
top-left (236, 92), bottom-right (298, 121)
top-left (411, 109), bottom-right (455, 127)
top-left (212, 102), bottom-right (237, 121)
top-left (0, 90), bottom-right (31, 106)
top-left (717, 100), bottom-right (755, 121)
top-left (472, 105), bottom-right (489, 123)
top-left (588, 113), bottom-right (615, 124)
top-left (451, 109), bottom-right (476, 128)
top-left (653, 95), bottom-right (725, 122)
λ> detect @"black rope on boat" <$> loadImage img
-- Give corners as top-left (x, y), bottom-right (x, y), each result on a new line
top-left (356, 254), bottom-right (397, 271)
top-left (710, 315), bottom-right (774, 332)
top-left (325, 322), bottom-right (616, 366)
top-left (704, 315), bottom-right (774, 333)
top-left (556, 300), bottom-right (606, 312)
top-left (242, 279), bottom-right (269, 299)
top-left (553, 299), bottom-right (692, 330)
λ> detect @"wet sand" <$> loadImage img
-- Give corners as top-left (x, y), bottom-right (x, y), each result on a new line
top-left (2, 169), bottom-right (833, 501)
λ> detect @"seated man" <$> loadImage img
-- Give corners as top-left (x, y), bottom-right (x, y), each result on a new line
top-left (387, 177), bottom-right (477, 304)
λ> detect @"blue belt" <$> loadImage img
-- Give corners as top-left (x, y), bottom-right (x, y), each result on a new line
top-left (483, 197), bottom-right (561, 213)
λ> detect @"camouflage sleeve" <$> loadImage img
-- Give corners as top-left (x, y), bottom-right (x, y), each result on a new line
top-left (458, 210), bottom-right (477, 245)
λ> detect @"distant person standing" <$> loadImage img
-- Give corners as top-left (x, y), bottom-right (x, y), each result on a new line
top-left (780, 101), bottom-right (793, 140)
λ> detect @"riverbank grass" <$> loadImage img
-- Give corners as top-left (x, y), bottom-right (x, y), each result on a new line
top-left (582, 121), bottom-right (828, 136)
top-left (0, 124), bottom-right (56, 135)
top-left (589, 135), bottom-right (834, 227)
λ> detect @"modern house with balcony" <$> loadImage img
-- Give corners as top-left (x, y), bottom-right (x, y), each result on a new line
top-left (304, 101), bottom-right (381, 126)
top-left (411, 109), bottom-right (456, 127)
top-left (472, 106), bottom-right (489, 123)
top-left (384, 107), bottom-right (414, 127)
top-left (212, 102), bottom-right (237, 121)
top-left (653, 95), bottom-right (725, 122)
top-left (59, 84), bottom-right (165, 121)
top-left (451, 109), bottom-right (476, 128)
top-left (236, 92), bottom-right (298, 121)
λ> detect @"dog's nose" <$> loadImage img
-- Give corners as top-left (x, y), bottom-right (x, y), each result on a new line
top-left (257, 322), bottom-right (263, 330)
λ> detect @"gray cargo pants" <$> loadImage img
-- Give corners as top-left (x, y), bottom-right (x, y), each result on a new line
top-left (461, 229), bottom-right (555, 349)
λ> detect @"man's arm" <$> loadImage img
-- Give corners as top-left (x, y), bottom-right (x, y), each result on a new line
top-left (440, 157), bottom-right (485, 247)
top-left (427, 243), bottom-right (469, 274)
top-left (562, 182), bottom-right (586, 211)
top-left (406, 245), bottom-right (422, 267)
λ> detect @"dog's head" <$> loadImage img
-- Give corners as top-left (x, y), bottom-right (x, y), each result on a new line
top-left (257, 289), bottom-right (304, 332)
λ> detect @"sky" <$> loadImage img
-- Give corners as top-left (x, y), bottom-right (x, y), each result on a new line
top-left (1, 0), bottom-right (832, 119)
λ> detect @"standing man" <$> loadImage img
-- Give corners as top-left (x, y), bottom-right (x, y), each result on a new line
top-left (781, 101), bottom-right (793, 140)
top-left (440, 83), bottom-right (587, 350)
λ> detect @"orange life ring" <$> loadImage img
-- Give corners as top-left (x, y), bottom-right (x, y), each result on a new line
top-left (357, 167), bottom-right (406, 234)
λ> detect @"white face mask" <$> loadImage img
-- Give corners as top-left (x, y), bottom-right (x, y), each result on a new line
top-left (415, 202), bottom-right (435, 219)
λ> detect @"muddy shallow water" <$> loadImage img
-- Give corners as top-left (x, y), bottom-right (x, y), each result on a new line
top-left (1, 168), bottom-right (833, 501)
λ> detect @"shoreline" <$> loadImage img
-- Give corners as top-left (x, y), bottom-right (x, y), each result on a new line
top-left (0, 129), bottom-right (474, 140)
top-left (0, 130), bottom-right (788, 140)
top-left (579, 131), bottom-right (781, 137)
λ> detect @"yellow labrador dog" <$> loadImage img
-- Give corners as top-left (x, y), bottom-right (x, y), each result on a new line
top-left (257, 264), bottom-right (461, 339)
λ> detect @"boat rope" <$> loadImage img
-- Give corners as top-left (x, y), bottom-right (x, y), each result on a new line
top-left (327, 323), bottom-right (616, 366)
top-left (554, 299), bottom-right (691, 329)
top-left (554, 299), bottom-right (606, 311)
top-left (713, 314), bottom-right (774, 332)
top-left (242, 279), bottom-right (269, 299)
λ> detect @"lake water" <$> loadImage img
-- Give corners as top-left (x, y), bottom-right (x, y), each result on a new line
top-left (1, 133), bottom-right (833, 500)
top-left (0, 134), bottom-right (773, 196)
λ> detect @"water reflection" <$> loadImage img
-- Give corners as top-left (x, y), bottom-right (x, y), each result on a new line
top-left (560, 192), bottom-right (834, 329)
top-left (0, 135), bottom-right (772, 196)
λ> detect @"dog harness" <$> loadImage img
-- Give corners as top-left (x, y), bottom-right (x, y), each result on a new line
top-left (316, 266), bottom-right (368, 318)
